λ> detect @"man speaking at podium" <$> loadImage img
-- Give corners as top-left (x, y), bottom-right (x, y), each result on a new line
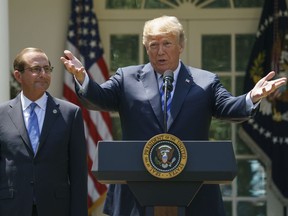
top-left (61, 16), bottom-right (287, 216)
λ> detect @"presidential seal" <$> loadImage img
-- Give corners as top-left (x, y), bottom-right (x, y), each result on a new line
top-left (142, 133), bottom-right (187, 179)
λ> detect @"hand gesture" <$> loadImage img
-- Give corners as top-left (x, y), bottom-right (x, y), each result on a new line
top-left (250, 71), bottom-right (287, 103)
top-left (60, 50), bottom-right (86, 84)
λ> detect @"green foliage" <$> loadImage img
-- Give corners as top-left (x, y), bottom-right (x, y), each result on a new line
top-left (10, 72), bottom-right (21, 99)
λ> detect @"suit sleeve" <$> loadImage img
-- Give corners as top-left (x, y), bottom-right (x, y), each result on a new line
top-left (69, 107), bottom-right (88, 216)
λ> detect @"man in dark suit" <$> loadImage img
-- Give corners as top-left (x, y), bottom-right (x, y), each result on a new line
top-left (0, 47), bottom-right (88, 216)
top-left (61, 16), bottom-right (287, 216)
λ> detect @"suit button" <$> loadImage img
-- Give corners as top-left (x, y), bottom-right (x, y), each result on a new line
top-left (30, 181), bottom-right (34, 185)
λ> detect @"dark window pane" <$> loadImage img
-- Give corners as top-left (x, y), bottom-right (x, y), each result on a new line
top-left (106, 0), bottom-right (142, 9)
top-left (110, 35), bottom-right (139, 71)
top-left (236, 34), bottom-right (255, 71)
top-left (234, 0), bottom-right (264, 8)
top-left (201, 0), bottom-right (230, 8)
top-left (235, 76), bottom-right (245, 96)
top-left (235, 125), bottom-right (254, 154)
top-left (209, 119), bottom-right (231, 140)
top-left (237, 201), bottom-right (266, 216)
top-left (145, 0), bottom-right (171, 8)
top-left (224, 201), bottom-right (232, 216)
top-left (143, 48), bottom-right (149, 63)
top-left (237, 159), bottom-right (266, 197)
top-left (219, 76), bottom-right (232, 92)
top-left (111, 114), bottom-right (122, 140)
top-left (202, 35), bottom-right (231, 71)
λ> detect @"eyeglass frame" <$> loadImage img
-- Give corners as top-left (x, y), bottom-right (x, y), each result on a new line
top-left (19, 65), bottom-right (54, 74)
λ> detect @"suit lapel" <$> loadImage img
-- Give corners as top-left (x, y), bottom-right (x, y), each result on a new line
top-left (140, 63), bottom-right (164, 130)
top-left (37, 93), bottom-right (60, 154)
top-left (8, 95), bottom-right (34, 154)
top-left (169, 63), bottom-right (193, 130)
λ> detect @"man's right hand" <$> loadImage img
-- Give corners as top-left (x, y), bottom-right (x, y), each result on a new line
top-left (60, 50), bottom-right (86, 85)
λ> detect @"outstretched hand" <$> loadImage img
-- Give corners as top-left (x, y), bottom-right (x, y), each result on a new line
top-left (60, 50), bottom-right (86, 84)
top-left (250, 71), bottom-right (287, 104)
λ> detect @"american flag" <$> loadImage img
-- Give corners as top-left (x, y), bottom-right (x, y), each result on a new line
top-left (63, 0), bottom-right (113, 214)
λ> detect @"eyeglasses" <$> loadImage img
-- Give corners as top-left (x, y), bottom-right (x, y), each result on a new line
top-left (22, 66), bottom-right (54, 74)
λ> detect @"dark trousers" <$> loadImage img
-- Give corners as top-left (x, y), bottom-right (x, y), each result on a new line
top-left (32, 205), bottom-right (38, 216)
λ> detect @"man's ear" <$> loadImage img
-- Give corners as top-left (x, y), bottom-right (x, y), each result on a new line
top-left (179, 43), bottom-right (184, 54)
top-left (13, 70), bottom-right (22, 84)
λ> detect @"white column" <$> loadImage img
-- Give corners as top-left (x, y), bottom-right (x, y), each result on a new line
top-left (0, 0), bottom-right (10, 102)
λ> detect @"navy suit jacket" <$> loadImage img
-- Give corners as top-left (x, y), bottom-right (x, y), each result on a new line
top-left (79, 62), bottom-right (255, 216)
top-left (0, 92), bottom-right (88, 216)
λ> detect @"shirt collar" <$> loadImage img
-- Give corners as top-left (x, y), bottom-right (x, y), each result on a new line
top-left (21, 92), bottom-right (48, 111)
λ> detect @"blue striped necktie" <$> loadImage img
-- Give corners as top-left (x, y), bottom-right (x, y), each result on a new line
top-left (28, 102), bottom-right (40, 153)
top-left (160, 80), bottom-right (172, 119)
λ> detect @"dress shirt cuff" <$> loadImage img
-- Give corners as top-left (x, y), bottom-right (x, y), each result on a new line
top-left (75, 73), bottom-right (89, 95)
top-left (246, 91), bottom-right (261, 111)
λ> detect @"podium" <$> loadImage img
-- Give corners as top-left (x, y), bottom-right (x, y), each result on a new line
top-left (92, 140), bottom-right (237, 215)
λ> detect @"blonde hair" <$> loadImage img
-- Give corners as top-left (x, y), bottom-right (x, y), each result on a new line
top-left (142, 16), bottom-right (186, 47)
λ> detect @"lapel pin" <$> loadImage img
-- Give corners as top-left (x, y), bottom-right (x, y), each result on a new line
top-left (185, 79), bottom-right (190, 83)
top-left (53, 109), bottom-right (58, 114)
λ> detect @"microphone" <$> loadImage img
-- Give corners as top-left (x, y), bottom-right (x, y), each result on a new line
top-left (162, 70), bottom-right (174, 93)
top-left (162, 70), bottom-right (174, 133)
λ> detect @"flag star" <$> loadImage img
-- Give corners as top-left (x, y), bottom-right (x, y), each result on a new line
top-left (83, 28), bottom-right (88, 35)
top-left (272, 136), bottom-right (278, 144)
top-left (89, 51), bottom-right (95, 59)
top-left (253, 123), bottom-right (259, 130)
top-left (68, 30), bottom-right (75, 38)
top-left (75, 5), bottom-right (80, 13)
top-left (83, 17), bottom-right (89, 24)
top-left (78, 39), bottom-right (83, 46)
top-left (90, 40), bottom-right (96, 47)
top-left (259, 127), bottom-right (265, 134)
top-left (92, 18), bottom-right (96, 25)
top-left (265, 131), bottom-right (271, 138)
top-left (91, 29), bottom-right (96, 36)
